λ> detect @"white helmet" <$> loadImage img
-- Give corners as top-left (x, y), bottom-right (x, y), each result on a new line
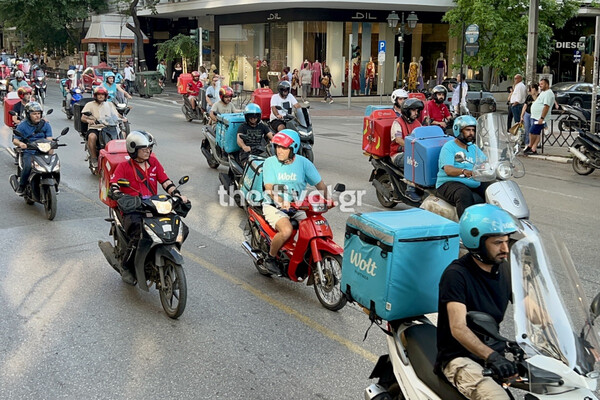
top-left (15, 70), bottom-right (25, 79)
top-left (126, 130), bottom-right (156, 158)
top-left (391, 89), bottom-right (409, 104)
top-left (67, 70), bottom-right (76, 78)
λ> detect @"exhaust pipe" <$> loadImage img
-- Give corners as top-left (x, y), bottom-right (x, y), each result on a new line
top-left (241, 241), bottom-right (259, 261)
top-left (569, 146), bottom-right (591, 164)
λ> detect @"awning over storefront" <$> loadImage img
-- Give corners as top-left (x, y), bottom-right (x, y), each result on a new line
top-left (82, 14), bottom-right (150, 44)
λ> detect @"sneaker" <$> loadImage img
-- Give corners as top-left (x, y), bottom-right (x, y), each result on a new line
top-left (524, 148), bottom-right (535, 155)
top-left (90, 158), bottom-right (98, 169)
top-left (405, 188), bottom-right (421, 203)
top-left (264, 255), bottom-right (282, 276)
top-left (15, 186), bottom-right (25, 196)
top-left (523, 146), bottom-right (531, 153)
top-left (121, 269), bottom-right (136, 285)
top-left (329, 99), bottom-right (334, 103)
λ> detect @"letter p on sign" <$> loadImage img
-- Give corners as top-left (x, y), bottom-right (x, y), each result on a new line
top-left (378, 40), bottom-right (386, 53)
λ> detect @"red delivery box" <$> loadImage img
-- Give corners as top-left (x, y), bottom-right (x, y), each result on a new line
top-left (177, 73), bottom-right (193, 95)
top-left (4, 97), bottom-right (21, 128)
top-left (362, 109), bottom-right (397, 157)
top-left (251, 88), bottom-right (273, 120)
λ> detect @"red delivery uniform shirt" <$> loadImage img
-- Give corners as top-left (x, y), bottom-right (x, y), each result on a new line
top-left (110, 157), bottom-right (169, 199)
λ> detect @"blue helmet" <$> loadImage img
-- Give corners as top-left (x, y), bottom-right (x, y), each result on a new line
top-left (104, 71), bottom-right (115, 80)
top-left (272, 129), bottom-right (300, 155)
top-left (452, 115), bottom-right (477, 139)
top-left (243, 103), bottom-right (262, 123)
top-left (459, 204), bottom-right (518, 250)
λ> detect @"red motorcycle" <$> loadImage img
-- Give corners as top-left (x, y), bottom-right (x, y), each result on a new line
top-left (242, 185), bottom-right (347, 311)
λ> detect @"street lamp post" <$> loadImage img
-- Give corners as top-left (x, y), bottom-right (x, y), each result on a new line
top-left (387, 11), bottom-right (418, 89)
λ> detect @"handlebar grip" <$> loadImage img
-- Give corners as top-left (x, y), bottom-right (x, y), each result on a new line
top-left (58, 144), bottom-right (67, 147)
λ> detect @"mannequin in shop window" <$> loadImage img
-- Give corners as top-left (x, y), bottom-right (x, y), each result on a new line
top-left (352, 57), bottom-right (361, 96)
top-left (417, 56), bottom-right (425, 91)
top-left (311, 59), bottom-right (322, 96)
top-left (365, 57), bottom-right (375, 96)
top-left (436, 52), bottom-right (447, 85)
top-left (408, 57), bottom-right (419, 92)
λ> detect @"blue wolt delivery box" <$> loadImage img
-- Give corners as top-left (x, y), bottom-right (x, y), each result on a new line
top-left (341, 209), bottom-right (460, 321)
top-left (364, 105), bottom-right (393, 117)
top-left (404, 126), bottom-right (453, 188)
top-left (241, 155), bottom-right (266, 205)
top-left (216, 113), bottom-right (245, 153)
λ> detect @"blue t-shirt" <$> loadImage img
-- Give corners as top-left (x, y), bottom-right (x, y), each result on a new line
top-left (103, 82), bottom-right (118, 101)
top-left (436, 140), bottom-right (485, 189)
top-left (10, 80), bottom-right (29, 91)
top-left (15, 120), bottom-right (53, 154)
top-left (262, 155), bottom-right (321, 203)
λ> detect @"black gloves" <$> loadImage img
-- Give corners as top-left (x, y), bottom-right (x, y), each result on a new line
top-left (485, 351), bottom-right (517, 379)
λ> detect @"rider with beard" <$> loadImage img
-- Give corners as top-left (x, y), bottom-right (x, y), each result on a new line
top-left (435, 203), bottom-right (518, 400)
top-left (261, 129), bottom-right (329, 275)
top-left (435, 116), bottom-right (489, 218)
top-left (236, 103), bottom-right (273, 166)
top-left (425, 85), bottom-right (452, 129)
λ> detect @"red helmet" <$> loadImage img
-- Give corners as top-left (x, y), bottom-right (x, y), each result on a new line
top-left (219, 86), bottom-right (234, 101)
top-left (17, 86), bottom-right (33, 99)
top-left (191, 71), bottom-right (200, 78)
top-left (93, 86), bottom-right (108, 99)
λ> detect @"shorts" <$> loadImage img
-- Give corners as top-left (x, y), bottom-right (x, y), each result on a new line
top-left (262, 204), bottom-right (306, 230)
top-left (84, 128), bottom-right (101, 140)
top-left (270, 119), bottom-right (286, 132)
top-left (529, 119), bottom-right (545, 135)
top-left (443, 357), bottom-right (510, 400)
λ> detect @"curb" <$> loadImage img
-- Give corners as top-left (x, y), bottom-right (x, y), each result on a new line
top-left (528, 154), bottom-right (571, 164)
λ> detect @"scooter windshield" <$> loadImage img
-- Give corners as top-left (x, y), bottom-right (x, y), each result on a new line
top-left (511, 230), bottom-right (600, 376)
top-left (295, 107), bottom-right (311, 128)
top-left (98, 102), bottom-right (120, 126)
top-left (472, 113), bottom-right (525, 181)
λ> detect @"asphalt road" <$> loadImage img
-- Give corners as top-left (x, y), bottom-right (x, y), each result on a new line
top-left (0, 84), bottom-right (599, 399)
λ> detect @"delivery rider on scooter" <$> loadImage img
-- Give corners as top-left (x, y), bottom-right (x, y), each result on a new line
top-left (435, 203), bottom-right (519, 400)
top-left (261, 129), bottom-right (329, 276)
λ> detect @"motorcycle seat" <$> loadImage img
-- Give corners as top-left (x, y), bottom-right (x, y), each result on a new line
top-left (251, 205), bottom-right (300, 230)
top-left (404, 324), bottom-right (467, 400)
top-left (583, 132), bottom-right (600, 145)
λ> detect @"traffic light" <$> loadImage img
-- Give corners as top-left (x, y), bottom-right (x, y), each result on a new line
top-left (190, 28), bottom-right (199, 44)
top-left (586, 35), bottom-right (595, 54)
top-left (202, 29), bottom-right (209, 42)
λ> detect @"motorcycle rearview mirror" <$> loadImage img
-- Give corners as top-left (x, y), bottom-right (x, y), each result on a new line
top-left (590, 292), bottom-right (600, 320)
top-left (466, 311), bottom-right (510, 343)
top-left (454, 152), bottom-right (468, 163)
top-left (117, 179), bottom-right (131, 188)
top-left (333, 183), bottom-right (346, 192)
top-left (178, 176), bottom-right (190, 185)
top-left (46, 109), bottom-right (53, 115)
top-left (60, 127), bottom-right (69, 136)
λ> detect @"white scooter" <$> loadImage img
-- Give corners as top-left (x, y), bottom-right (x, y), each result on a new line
top-left (422, 112), bottom-right (529, 223)
top-left (364, 226), bottom-right (600, 400)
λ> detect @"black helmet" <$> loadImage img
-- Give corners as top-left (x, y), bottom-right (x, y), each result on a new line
top-left (25, 101), bottom-right (43, 123)
top-left (401, 98), bottom-right (424, 122)
top-left (126, 130), bottom-right (156, 158)
top-left (432, 85), bottom-right (448, 103)
top-left (277, 80), bottom-right (291, 96)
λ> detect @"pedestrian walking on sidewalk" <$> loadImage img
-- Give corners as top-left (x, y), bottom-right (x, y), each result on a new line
top-left (321, 65), bottom-right (336, 103)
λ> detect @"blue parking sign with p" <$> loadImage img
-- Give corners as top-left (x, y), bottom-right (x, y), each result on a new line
top-left (379, 41), bottom-right (386, 53)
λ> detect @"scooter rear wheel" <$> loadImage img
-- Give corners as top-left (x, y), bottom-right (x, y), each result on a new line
top-left (572, 144), bottom-right (595, 175)
top-left (159, 261), bottom-right (187, 319)
top-left (375, 174), bottom-right (399, 209)
top-left (313, 252), bottom-right (346, 311)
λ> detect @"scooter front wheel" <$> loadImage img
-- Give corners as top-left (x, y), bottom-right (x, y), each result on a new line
top-left (159, 261), bottom-right (187, 319)
top-left (313, 252), bottom-right (346, 311)
top-left (44, 185), bottom-right (57, 220)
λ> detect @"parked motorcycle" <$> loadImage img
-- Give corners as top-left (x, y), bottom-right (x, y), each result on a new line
top-left (98, 177), bottom-right (192, 319)
top-left (555, 101), bottom-right (600, 133)
top-left (364, 229), bottom-right (600, 400)
top-left (569, 129), bottom-right (600, 175)
top-left (242, 184), bottom-right (347, 311)
top-left (81, 106), bottom-right (126, 175)
top-left (9, 127), bottom-right (69, 220)
top-left (33, 73), bottom-right (47, 105)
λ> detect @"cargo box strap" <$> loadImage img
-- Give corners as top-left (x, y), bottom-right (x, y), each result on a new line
top-left (345, 226), bottom-right (393, 254)
top-left (346, 286), bottom-right (392, 340)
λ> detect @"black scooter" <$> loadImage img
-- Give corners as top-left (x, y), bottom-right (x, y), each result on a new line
top-left (268, 106), bottom-right (315, 162)
top-left (33, 73), bottom-right (47, 105)
top-left (182, 89), bottom-right (210, 124)
top-left (98, 177), bottom-right (192, 319)
top-left (9, 127), bottom-right (69, 220)
top-left (569, 129), bottom-right (600, 175)
top-left (369, 156), bottom-right (423, 208)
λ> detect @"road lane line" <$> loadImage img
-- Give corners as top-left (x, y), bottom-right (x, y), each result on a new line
top-left (182, 250), bottom-right (379, 364)
top-left (519, 185), bottom-right (584, 200)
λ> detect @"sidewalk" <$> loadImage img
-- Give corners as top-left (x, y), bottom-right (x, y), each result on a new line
top-left (152, 84), bottom-right (571, 162)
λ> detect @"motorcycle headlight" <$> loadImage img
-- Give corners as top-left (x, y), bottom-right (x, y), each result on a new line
top-left (52, 159), bottom-right (60, 172)
top-left (144, 224), bottom-right (163, 244)
top-left (37, 142), bottom-right (52, 153)
top-left (151, 199), bottom-right (173, 214)
top-left (310, 202), bottom-right (328, 212)
top-left (298, 129), bottom-right (312, 137)
top-left (496, 161), bottom-right (512, 180)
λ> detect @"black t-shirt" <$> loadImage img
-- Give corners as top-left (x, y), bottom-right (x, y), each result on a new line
top-left (436, 254), bottom-right (511, 370)
top-left (524, 94), bottom-right (535, 114)
top-left (12, 101), bottom-right (26, 122)
top-left (237, 122), bottom-right (270, 154)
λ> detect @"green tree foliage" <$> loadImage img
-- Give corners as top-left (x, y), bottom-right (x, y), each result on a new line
top-left (155, 34), bottom-right (198, 73)
top-left (0, 0), bottom-right (107, 52)
top-left (443, 0), bottom-right (579, 78)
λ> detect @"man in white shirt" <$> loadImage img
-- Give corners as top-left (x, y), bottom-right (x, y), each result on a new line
top-left (123, 62), bottom-right (135, 94)
top-left (510, 74), bottom-right (527, 125)
top-left (450, 73), bottom-right (468, 115)
top-left (269, 80), bottom-right (302, 132)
